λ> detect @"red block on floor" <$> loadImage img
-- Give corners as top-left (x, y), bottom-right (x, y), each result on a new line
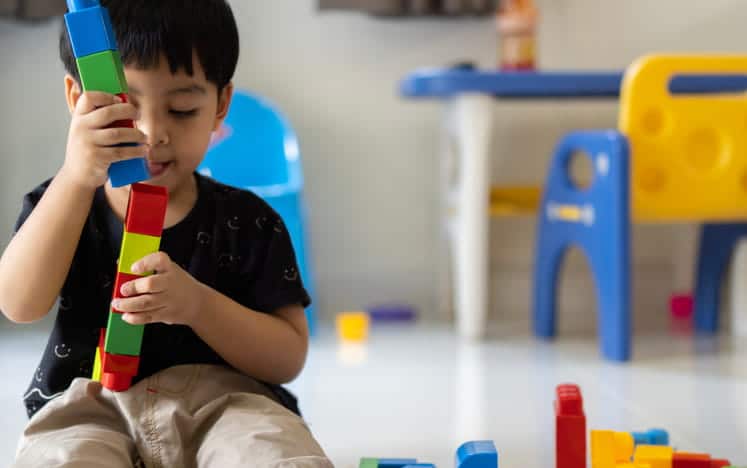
top-left (673, 453), bottom-right (715, 468)
top-left (556, 384), bottom-right (586, 468)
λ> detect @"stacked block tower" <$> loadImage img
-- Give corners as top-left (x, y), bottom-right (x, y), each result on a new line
top-left (65, 0), bottom-right (167, 391)
top-left (64, 0), bottom-right (149, 187)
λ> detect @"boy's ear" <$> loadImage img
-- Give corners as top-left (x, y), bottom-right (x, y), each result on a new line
top-left (64, 74), bottom-right (82, 115)
top-left (213, 82), bottom-right (234, 131)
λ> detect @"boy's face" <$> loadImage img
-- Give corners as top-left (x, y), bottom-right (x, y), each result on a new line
top-left (122, 52), bottom-right (232, 195)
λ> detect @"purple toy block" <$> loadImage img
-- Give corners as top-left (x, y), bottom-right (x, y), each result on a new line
top-left (367, 303), bottom-right (417, 322)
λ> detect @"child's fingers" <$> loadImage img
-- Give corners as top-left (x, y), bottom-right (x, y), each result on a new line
top-left (120, 275), bottom-right (165, 297)
top-left (131, 252), bottom-right (172, 275)
top-left (112, 294), bottom-right (162, 314)
top-left (99, 145), bottom-right (147, 162)
top-left (74, 92), bottom-right (122, 116)
top-left (84, 102), bottom-right (139, 129)
top-left (92, 127), bottom-right (147, 147)
top-left (122, 311), bottom-right (157, 325)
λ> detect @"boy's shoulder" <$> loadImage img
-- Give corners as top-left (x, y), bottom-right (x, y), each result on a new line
top-left (196, 173), bottom-right (280, 220)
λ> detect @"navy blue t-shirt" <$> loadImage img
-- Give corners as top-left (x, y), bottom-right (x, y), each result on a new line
top-left (13, 173), bottom-right (310, 418)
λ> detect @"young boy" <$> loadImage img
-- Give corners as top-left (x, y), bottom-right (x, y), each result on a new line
top-left (0, 1), bottom-right (333, 466)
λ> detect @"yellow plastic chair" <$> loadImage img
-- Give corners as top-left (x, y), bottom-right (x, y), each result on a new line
top-left (534, 54), bottom-right (747, 361)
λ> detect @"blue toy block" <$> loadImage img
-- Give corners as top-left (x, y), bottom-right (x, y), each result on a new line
top-left (632, 429), bottom-right (669, 446)
top-left (533, 131), bottom-right (631, 362)
top-left (109, 157), bottom-right (150, 188)
top-left (456, 441), bottom-right (498, 468)
top-left (66, 0), bottom-right (98, 11)
top-left (379, 460), bottom-right (419, 468)
top-left (64, 6), bottom-right (117, 58)
top-left (694, 223), bottom-right (747, 333)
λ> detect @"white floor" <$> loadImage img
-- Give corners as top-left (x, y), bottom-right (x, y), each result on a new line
top-left (1, 319), bottom-right (746, 467)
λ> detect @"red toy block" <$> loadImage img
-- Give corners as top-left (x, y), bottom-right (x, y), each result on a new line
top-left (710, 460), bottom-right (730, 468)
top-left (124, 183), bottom-right (168, 237)
top-left (107, 93), bottom-right (135, 129)
top-left (556, 384), bottom-right (586, 468)
top-left (111, 272), bottom-right (142, 311)
top-left (102, 351), bottom-right (140, 375)
top-left (673, 453), bottom-right (711, 468)
top-left (101, 372), bottom-right (132, 392)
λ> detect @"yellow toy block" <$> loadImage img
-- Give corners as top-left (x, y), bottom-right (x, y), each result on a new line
top-left (591, 430), bottom-right (635, 468)
top-left (619, 54), bottom-right (747, 222)
top-left (117, 231), bottom-right (161, 275)
top-left (92, 345), bottom-right (102, 382)
top-left (634, 445), bottom-right (673, 468)
top-left (336, 312), bottom-right (370, 342)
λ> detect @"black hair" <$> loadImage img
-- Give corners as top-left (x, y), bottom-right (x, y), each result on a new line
top-left (60, 0), bottom-right (239, 91)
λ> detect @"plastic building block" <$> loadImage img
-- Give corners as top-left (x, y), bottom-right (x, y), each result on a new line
top-left (359, 459), bottom-right (379, 468)
top-left (104, 308), bottom-right (144, 356)
top-left (117, 231), bottom-right (161, 275)
top-left (456, 440), bottom-right (498, 468)
top-left (67, 0), bottom-right (99, 10)
top-left (107, 93), bottom-right (135, 130)
top-left (336, 312), bottom-right (370, 341)
top-left (669, 294), bottom-right (693, 320)
top-left (91, 340), bottom-right (102, 381)
top-left (109, 158), bottom-right (150, 188)
top-left (125, 184), bottom-right (169, 237)
top-left (76, 50), bottom-right (128, 95)
top-left (556, 384), bottom-right (586, 468)
top-left (632, 429), bottom-right (669, 446)
top-left (710, 461), bottom-right (731, 468)
top-left (64, 5), bottom-right (117, 58)
top-left (367, 303), bottom-right (417, 322)
top-left (101, 369), bottom-right (133, 392)
top-left (591, 431), bottom-right (635, 468)
top-left (101, 352), bottom-right (139, 375)
top-left (378, 460), bottom-right (418, 468)
top-left (111, 272), bottom-right (142, 306)
top-left (634, 445), bottom-right (674, 468)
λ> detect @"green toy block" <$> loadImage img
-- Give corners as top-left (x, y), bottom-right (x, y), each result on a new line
top-left (117, 231), bottom-right (161, 275)
top-left (105, 309), bottom-right (144, 356)
top-left (359, 459), bottom-right (378, 468)
top-left (77, 49), bottom-right (128, 95)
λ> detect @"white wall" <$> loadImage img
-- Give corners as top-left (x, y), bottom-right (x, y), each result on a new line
top-left (1, 0), bottom-right (746, 328)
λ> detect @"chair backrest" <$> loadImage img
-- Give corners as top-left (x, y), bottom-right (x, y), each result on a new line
top-left (198, 90), bottom-right (303, 197)
top-left (618, 54), bottom-right (747, 222)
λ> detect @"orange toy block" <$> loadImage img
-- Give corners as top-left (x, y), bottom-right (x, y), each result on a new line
top-left (556, 384), bottom-right (586, 468)
top-left (635, 445), bottom-right (674, 468)
top-left (591, 430), bottom-right (635, 468)
top-left (125, 183), bottom-right (168, 237)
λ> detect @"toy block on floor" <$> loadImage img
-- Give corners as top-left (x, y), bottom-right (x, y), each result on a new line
top-left (556, 383), bottom-right (586, 468)
top-left (402, 465), bottom-right (436, 468)
top-left (591, 430), bottom-right (635, 468)
top-left (634, 445), bottom-right (674, 468)
top-left (105, 307), bottom-right (144, 356)
top-left (125, 184), bottom-right (169, 237)
top-left (64, 4), bottom-right (117, 58)
top-left (337, 312), bottom-right (370, 342)
top-left (359, 459), bottom-right (379, 468)
top-left (633, 429), bottom-right (669, 447)
top-left (456, 440), bottom-right (498, 468)
top-left (378, 459), bottom-right (419, 468)
top-left (710, 461), bottom-right (731, 468)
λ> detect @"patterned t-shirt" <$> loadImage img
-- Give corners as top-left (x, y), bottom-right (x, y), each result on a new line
top-left (12, 173), bottom-right (311, 418)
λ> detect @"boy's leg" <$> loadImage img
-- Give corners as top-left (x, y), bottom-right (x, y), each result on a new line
top-left (135, 364), bottom-right (333, 468)
top-left (13, 379), bottom-right (137, 468)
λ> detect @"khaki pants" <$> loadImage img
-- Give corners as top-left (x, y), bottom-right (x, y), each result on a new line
top-left (13, 364), bottom-right (333, 468)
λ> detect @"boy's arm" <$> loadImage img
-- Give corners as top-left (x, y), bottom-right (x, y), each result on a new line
top-left (0, 174), bottom-right (95, 323)
top-left (190, 286), bottom-right (309, 385)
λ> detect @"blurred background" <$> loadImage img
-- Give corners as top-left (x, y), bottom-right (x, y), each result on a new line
top-left (1, 1), bottom-right (747, 467)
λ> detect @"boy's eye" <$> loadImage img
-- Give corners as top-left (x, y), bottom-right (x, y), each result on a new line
top-left (170, 109), bottom-right (198, 118)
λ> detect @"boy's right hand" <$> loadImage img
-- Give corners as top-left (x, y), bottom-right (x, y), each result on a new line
top-left (61, 92), bottom-right (147, 190)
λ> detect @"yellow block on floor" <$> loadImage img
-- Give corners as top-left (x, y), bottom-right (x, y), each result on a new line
top-left (336, 312), bottom-right (370, 342)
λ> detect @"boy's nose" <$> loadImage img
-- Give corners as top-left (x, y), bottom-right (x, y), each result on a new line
top-left (137, 119), bottom-right (169, 147)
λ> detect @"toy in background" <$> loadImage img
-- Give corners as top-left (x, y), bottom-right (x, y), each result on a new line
top-left (555, 384), bottom-right (740, 468)
top-left (92, 184), bottom-right (168, 390)
top-left (64, 0), bottom-right (149, 187)
top-left (360, 440), bottom-right (498, 468)
top-left (496, 0), bottom-right (538, 70)
top-left (336, 304), bottom-right (418, 342)
top-left (337, 312), bottom-right (370, 342)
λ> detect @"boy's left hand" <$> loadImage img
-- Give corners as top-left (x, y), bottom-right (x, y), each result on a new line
top-left (113, 252), bottom-right (203, 326)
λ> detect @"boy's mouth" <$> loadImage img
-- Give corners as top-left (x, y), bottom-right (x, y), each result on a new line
top-left (147, 160), bottom-right (172, 177)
